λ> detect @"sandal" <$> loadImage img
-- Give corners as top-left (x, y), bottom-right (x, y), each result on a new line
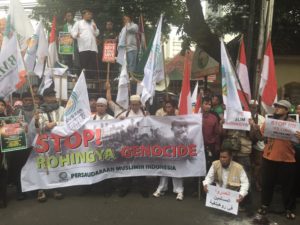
top-left (53, 190), bottom-right (64, 200)
top-left (286, 210), bottom-right (296, 220)
top-left (257, 205), bottom-right (268, 215)
top-left (37, 190), bottom-right (47, 203)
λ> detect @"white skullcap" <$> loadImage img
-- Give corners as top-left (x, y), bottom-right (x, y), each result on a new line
top-left (96, 98), bottom-right (107, 105)
top-left (130, 95), bottom-right (141, 102)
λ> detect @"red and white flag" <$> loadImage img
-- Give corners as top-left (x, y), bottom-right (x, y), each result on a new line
top-left (236, 37), bottom-right (251, 111)
top-left (48, 16), bottom-right (58, 69)
top-left (47, 16), bottom-right (68, 75)
top-left (259, 39), bottom-right (277, 113)
top-left (179, 51), bottom-right (192, 115)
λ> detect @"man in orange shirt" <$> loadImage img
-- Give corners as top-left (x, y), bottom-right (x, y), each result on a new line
top-left (257, 100), bottom-right (299, 220)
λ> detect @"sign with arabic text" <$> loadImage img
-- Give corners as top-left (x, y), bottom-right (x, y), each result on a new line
top-left (205, 185), bottom-right (239, 215)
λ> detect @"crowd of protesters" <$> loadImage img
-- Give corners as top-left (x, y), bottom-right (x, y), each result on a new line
top-left (1, 9), bottom-right (300, 222)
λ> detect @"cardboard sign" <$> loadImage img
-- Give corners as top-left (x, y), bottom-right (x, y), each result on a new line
top-left (0, 116), bottom-right (28, 152)
top-left (223, 111), bottom-right (251, 131)
top-left (59, 32), bottom-right (74, 55)
top-left (264, 118), bottom-right (300, 143)
top-left (206, 185), bottom-right (239, 215)
top-left (102, 39), bottom-right (117, 63)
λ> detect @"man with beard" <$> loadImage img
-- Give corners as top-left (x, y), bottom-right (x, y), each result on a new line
top-left (203, 148), bottom-right (249, 204)
top-left (8, 92), bottom-right (35, 200)
top-left (71, 9), bottom-right (99, 79)
top-left (256, 100), bottom-right (299, 220)
top-left (36, 88), bottom-right (64, 202)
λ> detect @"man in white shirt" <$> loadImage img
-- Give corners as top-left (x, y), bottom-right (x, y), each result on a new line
top-left (203, 149), bottom-right (249, 204)
top-left (71, 9), bottom-right (99, 79)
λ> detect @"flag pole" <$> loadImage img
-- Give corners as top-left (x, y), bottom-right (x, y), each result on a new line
top-left (162, 43), bottom-right (169, 98)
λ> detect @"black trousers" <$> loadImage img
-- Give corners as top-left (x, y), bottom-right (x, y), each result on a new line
top-left (7, 149), bottom-right (30, 195)
top-left (0, 168), bottom-right (7, 207)
top-left (79, 51), bottom-right (99, 79)
top-left (261, 158), bottom-right (296, 211)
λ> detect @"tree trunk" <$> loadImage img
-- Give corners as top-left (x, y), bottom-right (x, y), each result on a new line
top-left (185, 0), bottom-right (220, 62)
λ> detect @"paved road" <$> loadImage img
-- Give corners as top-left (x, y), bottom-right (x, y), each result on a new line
top-left (0, 179), bottom-right (299, 225)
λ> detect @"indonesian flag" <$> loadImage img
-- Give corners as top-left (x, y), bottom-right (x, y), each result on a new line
top-left (179, 51), bottom-right (192, 115)
top-left (191, 81), bottom-right (201, 113)
top-left (47, 16), bottom-right (68, 75)
top-left (259, 39), bottom-right (277, 113)
top-left (48, 16), bottom-right (58, 69)
top-left (236, 37), bottom-right (251, 111)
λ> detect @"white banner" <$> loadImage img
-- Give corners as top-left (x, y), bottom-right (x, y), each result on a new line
top-left (21, 115), bottom-right (206, 191)
top-left (264, 118), bottom-right (300, 143)
top-left (205, 185), bottom-right (239, 215)
top-left (223, 111), bottom-right (251, 131)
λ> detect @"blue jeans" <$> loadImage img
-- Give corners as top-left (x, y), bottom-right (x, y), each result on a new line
top-left (126, 50), bottom-right (137, 73)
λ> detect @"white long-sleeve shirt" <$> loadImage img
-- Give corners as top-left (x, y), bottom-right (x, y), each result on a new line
top-left (203, 161), bottom-right (249, 197)
top-left (71, 20), bottom-right (99, 53)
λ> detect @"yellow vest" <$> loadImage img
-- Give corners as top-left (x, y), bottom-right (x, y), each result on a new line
top-left (213, 160), bottom-right (243, 191)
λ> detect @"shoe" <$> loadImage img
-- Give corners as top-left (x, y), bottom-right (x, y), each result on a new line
top-left (37, 190), bottom-right (47, 203)
top-left (153, 190), bottom-right (165, 198)
top-left (176, 192), bottom-right (184, 201)
top-left (257, 205), bottom-right (268, 215)
top-left (286, 210), bottom-right (296, 220)
top-left (53, 190), bottom-right (64, 200)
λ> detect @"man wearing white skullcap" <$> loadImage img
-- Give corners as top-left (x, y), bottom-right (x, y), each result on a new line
top-left (92, 98), bottom-right (114, 120)
top-left (117, 95), bottom-right (148, 119)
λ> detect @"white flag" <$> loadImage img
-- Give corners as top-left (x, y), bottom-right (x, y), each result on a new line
top-left (38, 68), bottom-right (53, 95)
top-left (191, 81), bottom-right (199, 111)
top-left (8, 0), bottom-right (34, 50)
top-left (116, 55), bottom-right (129, 109)
top-left (0, 34), bottom-right (26, 97)
top-left (221, 39), bottom-right (243, 122)
top-left (52, 71), bottom-right (91, 136)
top-left (24, 22), bottom-right (48, 77)
top-left (141, 15), bottom-right (164, 105)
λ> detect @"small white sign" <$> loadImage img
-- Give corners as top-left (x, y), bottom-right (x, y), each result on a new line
top-left (205, 185), bottom-right (240, 215)
top-left (223, 111), bottom-right (251, 131)
top-left (264, 118), bottom-right (300, 143)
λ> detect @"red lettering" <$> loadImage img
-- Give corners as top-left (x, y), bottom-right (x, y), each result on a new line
top-left (178, 145), bottom-right (188, 157)
top-left (34, 134), bottom-right (49, 153)
top-left (50, 134), bottom-right (64, 153)
top-left (65, 132), bottom-right (82, 149)
top-left (120, 146), bottom-right (131, 158)
top-left (83, 129), bottom-right (94, 147)
top-left (162, 146), bottom-right (172, 157)
top-left (95, 128), bottom-right (102, 146)
top-left (152, 145), bottom-right (162, 157)
top-left (188, 144), bottom-right (197, 157)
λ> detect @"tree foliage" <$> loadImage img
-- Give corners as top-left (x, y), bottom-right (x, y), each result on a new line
top-left (33, 0), bottom-right (188, 40)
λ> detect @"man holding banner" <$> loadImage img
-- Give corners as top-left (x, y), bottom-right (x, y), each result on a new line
top-left (257, 100), bottom-right (298, 220)
top-left (35, 88), bottom-right (65, 202)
